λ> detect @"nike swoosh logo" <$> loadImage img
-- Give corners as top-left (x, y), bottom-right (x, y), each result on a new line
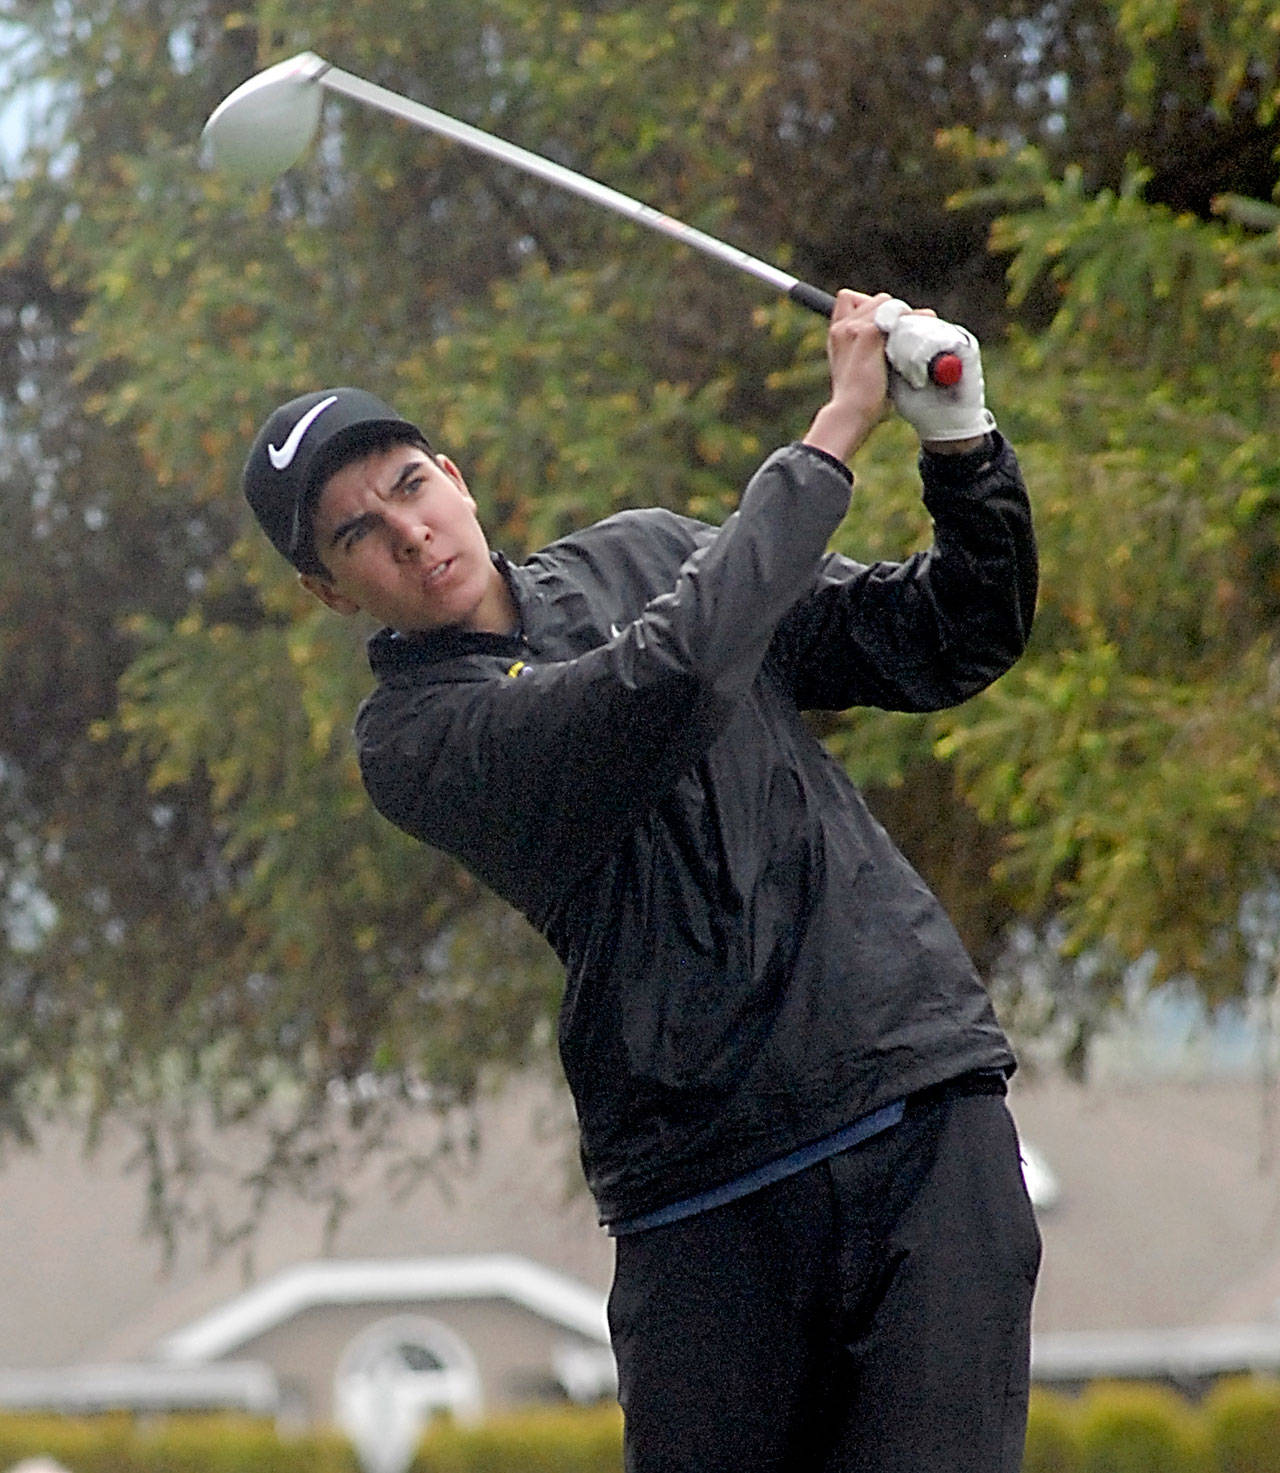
top-left (268, 395), bottom-right (338, 470)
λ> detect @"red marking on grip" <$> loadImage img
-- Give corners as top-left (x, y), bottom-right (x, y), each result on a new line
top-left (929, 352), bottom-right (963, 387)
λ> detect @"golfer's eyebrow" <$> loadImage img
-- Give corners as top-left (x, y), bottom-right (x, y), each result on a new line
top-left (329, 461), bottom-right (425, 546)
top-left (328, 510), bottom-right (377, 548)
top-left (386, 460), bottom-right (423, 496)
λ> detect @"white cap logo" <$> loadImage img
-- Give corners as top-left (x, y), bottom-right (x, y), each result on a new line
top-left (267, 394), bottom-right (338, 471)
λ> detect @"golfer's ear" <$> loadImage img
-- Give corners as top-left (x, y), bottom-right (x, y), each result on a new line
top-left (437, 453), bottom-right (475, 505)
top-left (300, 572), bottom-right (360, 615)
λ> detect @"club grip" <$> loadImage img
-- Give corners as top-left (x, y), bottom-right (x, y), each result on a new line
top-left (788, 282), bottom-right (964, 386)
top-left (787, 280), bottom-right (836, 317)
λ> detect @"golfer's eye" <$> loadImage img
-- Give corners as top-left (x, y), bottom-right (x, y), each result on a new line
top-left (339, 520), bottom-right (373, 553)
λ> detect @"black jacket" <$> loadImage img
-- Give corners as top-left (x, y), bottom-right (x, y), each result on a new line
top-left (355, 436), bottom-right (1037, 1223)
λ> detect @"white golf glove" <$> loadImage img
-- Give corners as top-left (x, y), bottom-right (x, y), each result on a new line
top-left (874, 298), bottom-right (996, 443)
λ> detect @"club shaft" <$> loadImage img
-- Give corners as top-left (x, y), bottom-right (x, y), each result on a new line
top-left (313, 61), bottom-right (836, 317)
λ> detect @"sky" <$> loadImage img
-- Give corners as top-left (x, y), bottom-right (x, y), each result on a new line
top-left (0, 20), bottom-right (48, 170)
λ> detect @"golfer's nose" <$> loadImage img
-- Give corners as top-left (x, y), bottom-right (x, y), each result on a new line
top-left (387, 507), bottom-right (428, 558)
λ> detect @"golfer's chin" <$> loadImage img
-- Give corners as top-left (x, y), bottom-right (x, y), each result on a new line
top-left (388, 574), bottom-right (487, 636)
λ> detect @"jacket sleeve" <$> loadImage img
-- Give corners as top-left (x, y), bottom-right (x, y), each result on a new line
top-left (768, 433), bottom-right (1037, 713)
top-left (356, 444), bottom-right (853, 914)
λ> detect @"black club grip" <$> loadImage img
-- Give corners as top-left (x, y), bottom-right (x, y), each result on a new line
top-left (789, 281), bottom-right (965, 386)
top-left (787, 280), bottom-right (837, 317)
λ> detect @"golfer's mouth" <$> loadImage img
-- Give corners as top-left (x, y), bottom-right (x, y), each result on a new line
top-left (423, 557), bottom-right (455, 587)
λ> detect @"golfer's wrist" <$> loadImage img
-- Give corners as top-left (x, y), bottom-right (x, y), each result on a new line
top-left (803, 400), bottom-right (880, 464)
top-left (921, 433), bottom-right (986, 455)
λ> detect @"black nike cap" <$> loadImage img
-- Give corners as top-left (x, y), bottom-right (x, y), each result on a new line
top-left (242, 388), bottom-right (430, 574)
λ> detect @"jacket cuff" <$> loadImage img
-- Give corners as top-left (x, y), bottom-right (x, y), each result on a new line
top-left (918, 431), bottom-right (1004, 490)
top-left (791, 441), bottom-right (854, 486)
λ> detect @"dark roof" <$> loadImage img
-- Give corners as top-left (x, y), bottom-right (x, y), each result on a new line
top-left (1009, 1072), bottom-right (1280, 1334)
top-left (0, 1072), bottom-right (611, 1370)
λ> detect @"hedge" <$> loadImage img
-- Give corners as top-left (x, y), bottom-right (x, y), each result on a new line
top-left (1203, 1379), bottom-right (1280, 1473)
top-left (0, 1407), bottom-right (625, 1473)
top-left (417, 1407), bottom-right (623, 1472)
top-left (7, 1384), bottom-right (1280, 1472)
top-left (1025, 1382), bottom-right (1280, 1473)
top-left (0, 1414), bottom-right (356, 1473)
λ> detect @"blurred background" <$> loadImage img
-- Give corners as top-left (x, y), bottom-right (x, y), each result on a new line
top-left (1, 1), bottom-right (1280, 1466)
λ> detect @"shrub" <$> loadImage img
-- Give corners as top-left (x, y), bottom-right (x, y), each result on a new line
top-left (1077, 1384), bottom-right (1206, 1473)
top-left (1026, 1389), bottom-right (1081, 1473)
top-left (416, 1406), bottom-right (623, 1473)
top-left (1202, 1377), bottom-right (1280, 1473)
top-left (0, 1413), bottom-right (355, 1473)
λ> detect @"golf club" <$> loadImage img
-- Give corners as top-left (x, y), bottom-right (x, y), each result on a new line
top-left (202, 52), bottom-right (963, 385)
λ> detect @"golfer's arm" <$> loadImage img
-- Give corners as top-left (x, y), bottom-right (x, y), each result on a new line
top-left (362, 445), bottom-right (855, 901)
top-left (490, 444), bottom-right (853, 781)
top-left (774, 434), bottom-right (1036, 712)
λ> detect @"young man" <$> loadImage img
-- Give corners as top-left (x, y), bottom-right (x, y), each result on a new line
top-left (243, 290), bottom-right (1040, 1471)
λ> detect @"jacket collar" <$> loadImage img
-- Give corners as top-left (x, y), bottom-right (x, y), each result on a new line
top-left (366, 552), bottom-right (531, 676)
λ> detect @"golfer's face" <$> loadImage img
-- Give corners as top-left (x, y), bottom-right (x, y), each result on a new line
top-left (307, 444), bottom-right (508, 634)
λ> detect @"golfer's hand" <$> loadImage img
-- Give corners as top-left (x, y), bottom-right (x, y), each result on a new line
top-left (874, 298), bottom-right (995, 451)
top-left (802, 290), bottom-right (894, 464)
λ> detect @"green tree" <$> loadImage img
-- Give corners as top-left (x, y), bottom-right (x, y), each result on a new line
top-left (0, 0), bottom-right (820, 1236)
top-left (4, 0), bottom-right (1279, 1234)
top-left (919, 2), bottom-right (1280, 1047)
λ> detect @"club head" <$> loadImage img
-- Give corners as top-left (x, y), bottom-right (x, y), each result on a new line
top-left (203, 51), bottom-right (328, 181)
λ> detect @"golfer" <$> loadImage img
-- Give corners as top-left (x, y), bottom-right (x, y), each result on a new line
top-left (242, 289), bottom-right (1040, 1471)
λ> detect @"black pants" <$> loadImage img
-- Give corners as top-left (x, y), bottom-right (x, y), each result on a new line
top-left (608, 1084), bottom-right (1041, 1473)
